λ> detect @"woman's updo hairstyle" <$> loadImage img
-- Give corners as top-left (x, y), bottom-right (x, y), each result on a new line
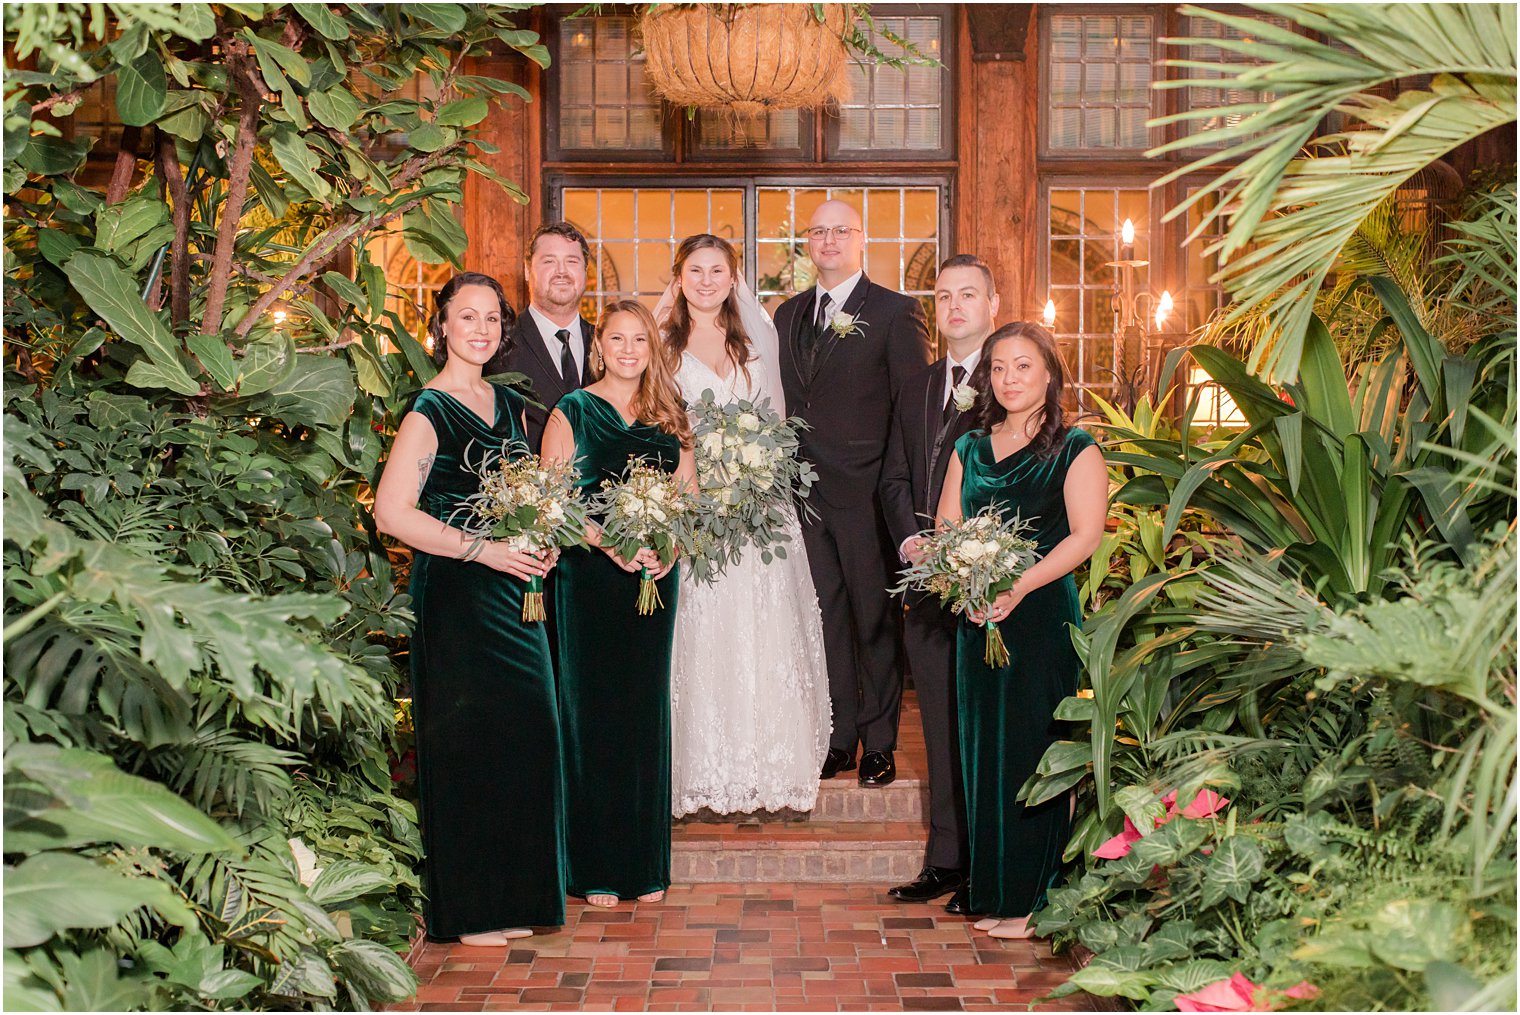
top-left (426, 272), bottom-right (517, 374)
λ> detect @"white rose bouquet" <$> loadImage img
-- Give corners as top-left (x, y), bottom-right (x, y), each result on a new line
top-left (891, 506), bottom-right (1041, 666)
top-left (687, 390), bottom-right (818, 583)
top-left (590, 456), bottom-right (700, 615)
top-left (459, 446), bottom-right (589, 622)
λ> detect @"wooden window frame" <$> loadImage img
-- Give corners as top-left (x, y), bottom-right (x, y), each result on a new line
top-left (823, 3), bottom-right (956, 162)
top-left (543, 3), bottom-right (955, 166)
top-left (544, 172), bottom-right (955, 296)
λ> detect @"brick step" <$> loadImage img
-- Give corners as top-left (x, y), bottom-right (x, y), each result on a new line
top-left (672, 820), bottom-right (926, 884)
top-left (812, 775), bottom-right (928, 822)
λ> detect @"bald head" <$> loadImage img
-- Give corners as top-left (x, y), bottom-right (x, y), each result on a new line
top-left (805, 199), bottom-right (864, 285)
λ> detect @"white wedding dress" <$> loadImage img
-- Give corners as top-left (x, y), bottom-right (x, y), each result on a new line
top-left (668, 297), bottom-right (832, 817)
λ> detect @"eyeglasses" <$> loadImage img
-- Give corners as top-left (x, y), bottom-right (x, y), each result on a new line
top-left (804, 226), bottom-right (861, 241)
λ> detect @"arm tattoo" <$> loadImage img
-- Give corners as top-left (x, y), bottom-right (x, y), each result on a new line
top-left (416, 453), bottom-right (436, 495)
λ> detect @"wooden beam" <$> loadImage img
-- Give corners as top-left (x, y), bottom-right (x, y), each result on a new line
top-left (965, 4), bottom-right (1033, 63)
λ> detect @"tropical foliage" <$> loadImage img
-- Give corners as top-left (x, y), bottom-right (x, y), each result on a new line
top-left (1157, 3), bottom-right (1517, 381)
top-left (1030, 4), bottom-right (1517, 1010)
top-left (3, 3), bottom-right (543, 1008)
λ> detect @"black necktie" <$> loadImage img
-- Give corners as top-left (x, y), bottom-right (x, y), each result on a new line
top-left (942, 363), bottom-right (967, 427)
top-left (800, 293), bottom-right (831, 376)
top-left (556, 328), bottom-right (579, 388)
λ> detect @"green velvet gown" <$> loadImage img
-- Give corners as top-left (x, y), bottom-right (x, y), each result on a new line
top-left (553, 389), bottom-right (682, 899)
top-left (406, 384), bottom-right (565, 937)
top-left (953, 426), bottom-right (1097, 919)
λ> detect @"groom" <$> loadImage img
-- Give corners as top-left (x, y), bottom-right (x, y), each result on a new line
top-left (505, 221), bottom-right (596, 452)
top-left (879, 254), bottom-right (999, 913)
top-left (776, 200), bottom-right (931, 787)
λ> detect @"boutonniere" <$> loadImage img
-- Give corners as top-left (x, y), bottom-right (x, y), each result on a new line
top-left (828, 311), bottom-right (865, 339)
top-left (952, 382), bottom-right (976, 413)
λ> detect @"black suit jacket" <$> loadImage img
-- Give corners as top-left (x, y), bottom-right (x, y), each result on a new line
top-left (504, 311), bottom-right (594, 452)
top-left (880, 358), bottom-right (981, 552)
top-left (775, 275), bottom-right (931, 509)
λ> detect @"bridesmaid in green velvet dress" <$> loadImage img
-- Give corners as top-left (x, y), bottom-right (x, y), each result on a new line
top-left (541, 299), bottom-right (696, 910)
top-left (934, 321), bottom-right (1108, 941)
top-left (375, 273), bottom-right (564, 946)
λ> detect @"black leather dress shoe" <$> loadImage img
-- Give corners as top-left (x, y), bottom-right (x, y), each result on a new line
top-left (944, 886), bottom-right (981, 915)
top-left (820, 747), bottom-right (856, 779)
top-left (888, 866), bottom-right (965, 902)
top-left (858, 750), bottom-right (896, 786)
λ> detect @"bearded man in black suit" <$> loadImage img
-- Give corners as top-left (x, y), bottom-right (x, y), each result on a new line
top-left (504, 221), bottom-right (596, 451)
top-left (775, 199), bottom-right (932, 788)
top-left (880, 254), bottom-right (1000, 914)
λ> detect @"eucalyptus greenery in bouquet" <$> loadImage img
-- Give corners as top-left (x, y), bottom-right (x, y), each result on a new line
top-left (892, 506), bottom-right (1041, 666)
top-left (457, 442), bottom-right (589, 622)
top-left (590, 456), bottom-right (701, 615)
top-left (688, 389), bottom-right (818, 582)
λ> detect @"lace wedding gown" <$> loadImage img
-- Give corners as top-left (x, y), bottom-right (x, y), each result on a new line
top-left (670, 343), bottom-right (832, 816)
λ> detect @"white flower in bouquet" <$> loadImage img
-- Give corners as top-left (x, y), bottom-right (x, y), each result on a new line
top-left (458, 441), bottom-right (589, 621)
top-left (590, 456), bottom-right (701, 615)
top-left (891, 505), bottom-right (1041, 666)
top-left (686, 390), bottom-right (820, 584)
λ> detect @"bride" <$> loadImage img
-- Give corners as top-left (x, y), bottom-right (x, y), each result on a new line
top-left (657, 233), bottom-right (831, 817)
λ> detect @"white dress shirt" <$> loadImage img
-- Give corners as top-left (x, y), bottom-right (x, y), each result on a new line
top-left (811, 270), bottom-right (864, 324)
top-left (528, 305), bottom-right (585, 381)
top-left (941, 349), bottom-right (981, 409)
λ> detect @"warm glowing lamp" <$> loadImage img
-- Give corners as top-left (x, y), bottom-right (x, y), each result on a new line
top-left (1154, 290), bottom-right (1173, 330)
top-left (1042, 298), bottom-right (1056, 328)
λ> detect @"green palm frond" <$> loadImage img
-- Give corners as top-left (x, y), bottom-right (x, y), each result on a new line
top-left (1153, 3), bottom-right (1518, 382)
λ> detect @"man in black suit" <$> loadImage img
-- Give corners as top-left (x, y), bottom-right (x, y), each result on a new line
top-left (504, 222), bottom-right (596, 451)
top-left (880, 255), bottom-right (1000, 913)
top-left (776, 199), bottom-right (932, 788)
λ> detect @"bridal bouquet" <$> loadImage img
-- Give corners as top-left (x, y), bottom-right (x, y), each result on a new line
top-left (590, 456), bottom-right (700, 615)
top-left (891, 506), bottom-right (1041, 666)
top-left (458, 446), bottom-right (588, 622)
top-left (687, 390), bottom-right (818, 582)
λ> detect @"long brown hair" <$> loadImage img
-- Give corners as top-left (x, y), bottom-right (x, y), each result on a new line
top-left (968, 321), bottom-right (1071, 457)
top-left (663, 233), bottom-right (752, 383)
top-left (427, 272), bottom-right (516, 373)
top-left (594, 299), bottom-right (693, 447)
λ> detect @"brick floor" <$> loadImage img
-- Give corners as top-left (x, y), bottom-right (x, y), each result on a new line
top-left (393, 884), bottom-right (1109, 1012)
top-left (394, 693), bottom-right (1111, 1011)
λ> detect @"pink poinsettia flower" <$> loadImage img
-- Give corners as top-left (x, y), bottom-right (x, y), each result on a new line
top-left (1175, 973), bottom-right (1319, 1012)
top-left (1092, 816), bottom-right (1143, 858)
top-left (1182, 788), bottom-right (1231, 820)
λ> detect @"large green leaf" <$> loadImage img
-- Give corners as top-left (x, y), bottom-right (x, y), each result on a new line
top-left (1368, 899), bottom-right (1465, 971)
top-left (116, 49), bottom-right (167, 125)
top-left (308, 88), bottom-right (361, 131)
top-left (258, 355), bottom-right (355, 428)
top-left (63, 252), bottom-right (199, 393)
top-left (270, 128), bottom-right (330, 200)
top-left (436, 96), bottom-right (489, 127)
top-left (186, 334), bottom-right (237, 392)
top-left (4, 852), bottom-right (195, 948)
top-left (237, 331), bottom-right (296, 395)
top-left (292, 3), bottom-right (351, 39)
top-left (305, 859), bottom-right (392, 906)
top-left (329, 939), bottom-right (418, 1003)
top-left (4, 745), bottom-right (238, 854)
top-left (1199, 835), bottom-right (1264, 908)
top-left (94, 195), bottom-right (169, 255)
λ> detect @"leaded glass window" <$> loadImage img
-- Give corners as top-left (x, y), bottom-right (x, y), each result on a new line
top-left (1045, 13), bottom-right (1155, 152)
top-left (556, 15), bottom-right (664, 152)
top-left (835, 15), bottom-right (946, 154)
top-left (560, 188), bottom-right (746, 317)
top-left (1044, 186), bottom-right (1151, 407)
top-left (1184, 14), bottom-right (1293, 149)
top-left (755, 186), bottom-right (942, 322)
